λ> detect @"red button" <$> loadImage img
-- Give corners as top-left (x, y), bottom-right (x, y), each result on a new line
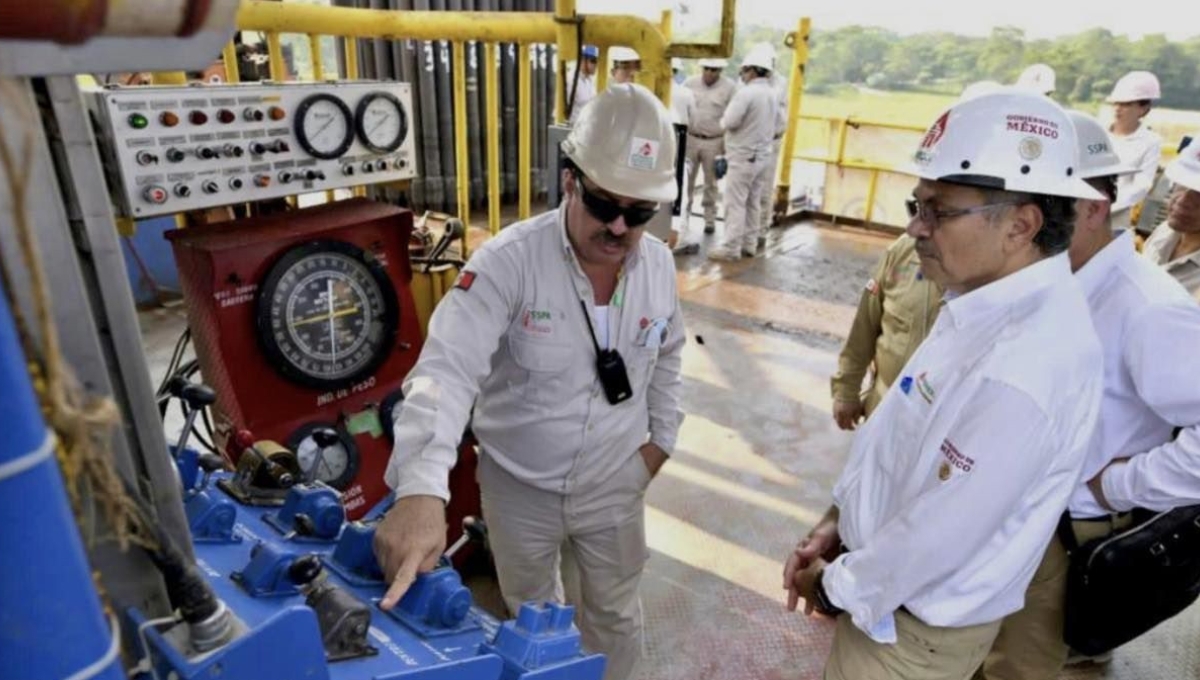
top-left (216, 109), bottom-right (236, 124)
top-left (268, 106), bottom-right (287, 121)
top-left (189, 110), bottom-right (208, 125)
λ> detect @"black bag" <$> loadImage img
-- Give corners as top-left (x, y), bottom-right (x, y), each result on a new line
top-left (1061, 505), bottom-right (1200, 655)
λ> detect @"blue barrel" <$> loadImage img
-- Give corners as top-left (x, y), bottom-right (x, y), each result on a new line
top-left (0, 282), bottom-right (124, 680)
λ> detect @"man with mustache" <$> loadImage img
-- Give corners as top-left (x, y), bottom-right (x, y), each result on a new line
top-left (1142, 136), bottom-right (1200, 299)
top-left (374, 84), bottom-right (684, 680)
top-left (784, 90), bottom-right (1105, 680)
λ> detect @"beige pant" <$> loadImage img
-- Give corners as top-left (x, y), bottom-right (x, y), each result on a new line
top-left (758, 137), bottom-right (782, 231)
top-left (825, 610), bottom-right (1001, 680)
top-left (685, 135), bottom-right (723, 227)
top-left (976, 515), bottom-right (1133, 680)
top-left (477, 452), bottom-right (651, 680)
top-left (718, 153), bottom-right (770, 256)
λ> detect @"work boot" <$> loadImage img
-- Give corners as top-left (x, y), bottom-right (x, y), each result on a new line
top-left (672, 243), bottom-right (700, 256)
top-left (704, 222), bottom-right (716, 235)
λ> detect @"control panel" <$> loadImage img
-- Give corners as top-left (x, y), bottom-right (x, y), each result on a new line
top-left (85, 81), bottom-right (417, 218)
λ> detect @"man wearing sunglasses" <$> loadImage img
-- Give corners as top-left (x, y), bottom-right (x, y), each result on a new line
top-left (375, 83), bottom-right (684, 680)
top-left (784, 90), bottom-right (1106, 680)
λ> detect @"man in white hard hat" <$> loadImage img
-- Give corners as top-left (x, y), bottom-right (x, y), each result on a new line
top-left (668, 58), bottom-right (700, 255)
top-left (709, 45), bottom-right (776, 261)
top-left (1015, 63), bottom-right (1056, 96)
top-left (977, 111), bottom-right (1200, 680)
top-left (784, 90), bottom-right (1105, 680)
top-left (749, 41), bottom-right (791, 234)
top-left (684, 57), bottom-right (736, 235)
top-left (1142, 136), bottom-right (1200, 299)
top-left (609, 46), bottom-right (641, 85)
top-left (1107, 71), bottom-right (1164, 230)
top-left (566, 45), bottom-right (600, 126)
top-left (374, 84), bottom-right (684, 680)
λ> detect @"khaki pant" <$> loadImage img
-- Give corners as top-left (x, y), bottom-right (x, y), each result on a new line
top-left (825, 610), bottom-right (1001, 680)
top-left (685, 135), bottom-right (723, 227)
top-left (478, 452), bottom-right (651, 680)
top-left (758, 137), bottom-right (782, 231)
top-left (717, 154), bottom-right (770, 257)
top-left (975, 514), bottom-right (1133, 680)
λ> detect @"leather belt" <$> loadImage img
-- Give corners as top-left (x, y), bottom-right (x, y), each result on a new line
top-left (688, 132), bottom-right (721, 140)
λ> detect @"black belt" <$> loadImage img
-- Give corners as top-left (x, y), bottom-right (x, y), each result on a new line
top-left (689, 132), bottom-right (720, 140)
top-left (1074, 511), bottom-right (1132, 523)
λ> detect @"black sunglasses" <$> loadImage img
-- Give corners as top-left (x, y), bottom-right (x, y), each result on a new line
top-left (575, 176), bottom-right (660, 228)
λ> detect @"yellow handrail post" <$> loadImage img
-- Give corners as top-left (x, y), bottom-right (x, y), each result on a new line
top-left (657, 10), bottom-right (672, 108)
top-left (518, 44), bottom-right (532, 220)
top-left (776, 18), bottom-right (809, 217)
top-left (596, 45), bottom-right (608, 91)
top-left (309, 34), bottom-right (325, 80)
top-left (453, 41), bottom-right (470, 226)
top-left (836, 117), bottom-right (851, 166)
top-left (554, 0), bottom-right (577, 125)
top-left (222, 41), bottom-right (241, 84)
top-left (266, 31), bottom-right (287, 81)
top-left (864, 169), bottom-right (880, 223)
top-left (486, 42), bottom-right (502, 234)
top-left (344, 37), bottom-right (359, 79)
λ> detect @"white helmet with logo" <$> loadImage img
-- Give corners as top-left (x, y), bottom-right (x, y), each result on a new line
top-left (1107, 71), bottom-right (1161, 103)
top-left (609, 46), bottom-right (641, 64)
top-left (561, 83), bottom-right (678, 203)
top-left (906, 90), bottom-right (1102, 200)
top-left (741, 44), bottom-right (775, 72)
top-left (1067, 110), bottom-right (1137, 179)
top-left (698, 58), bottom-right (728, 69)
top-left (1165, 136), bottom-right (1200, 193)
top-left (1016, 63), bottom-right (1056, 95)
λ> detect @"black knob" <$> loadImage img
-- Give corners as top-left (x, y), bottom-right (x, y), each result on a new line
top-left (228, 177), bottom-right (243, 190)
top-left (462, 516), bottom-right (488, 544)
top-left (249, 142), bottom-right (266, 156)
top-left (361, 162), bottom-right (374, 174)
top-left (305, 170), bottom-right (325, 182)
top-left (174, 184), bottom-right (190, 198)
top-left (311, 427), bottom-right (340, 450)
top-left (271, 140), bottom-right (290, 153)
top-left (180, 383), bottom-right (216, 408)
top-left (342, 165), bottom-right (355, 176)
top-left (197, 453), bottom-right (225, 473)
top-left (223, 144), bottom-right (243, 158)
top-left (287, 554), bottom-right (323, 586)
top-left (198, 147), bottom-right (217, 160)
top-left (201, 180), bottom-right (219, 194)
top-left (375, 160), bottom-right (389, 172)
top-left (165, 147), bottom-right (186, 163)
top-left (278, 171), bottom-right (293, 184)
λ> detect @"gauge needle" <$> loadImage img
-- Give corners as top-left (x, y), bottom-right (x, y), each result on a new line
top-left (367, 116), bottom-right (389, 136)
top-left (313, 116), bottom-right (336, 140)
top-left (327, 279), bottom-right (338, 363)
top-left (293, 306), bottom-right (359, 326)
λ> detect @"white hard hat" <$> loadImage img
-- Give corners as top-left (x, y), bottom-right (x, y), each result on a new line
top-left (1165, 136), bottom-right (1200, 193)
top-left (561, 83), bottom-right (678, 204)
top-left (1107, 71), bottom-right (1161, 103)
top-left (741, 44), bottom-right (774, 72)
top-left (960, 80), bottom-right (1004, 100)
top-left (609, 46), bottom-right (641, 64)
top-left (906, 90), bottom-right (1102, 200)
top-left (698, 58), bottom-right (728, 69)
top-left (1016, 63), bottom-right (1056, 95)
top-left (1067, 110), bottom-right (1137, 179)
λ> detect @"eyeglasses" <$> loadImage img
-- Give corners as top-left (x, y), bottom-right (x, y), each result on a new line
top-left (575, 176), bottom-right (660, 228)
top-left (905, 198), bottom-right (1022, 228)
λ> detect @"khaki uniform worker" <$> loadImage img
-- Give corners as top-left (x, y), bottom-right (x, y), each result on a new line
top-left (783, 90), bottom-right (1106, 680)
top-left (977, 111), bottom-right (1200, 680)
top-left (709, 46), bottom-right (776, 261)
top-left (830, 235), bottom-right (941, 430)
top-left (1106, 71), bottom-right (1164, 230)
top-left (683, 59), bottom-right (736, 234)
top-left (1142, 136), bottom-right (1200, 299)
top-left (375, 84), bottom-right (685, 680)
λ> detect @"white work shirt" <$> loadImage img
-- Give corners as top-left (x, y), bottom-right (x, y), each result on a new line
top-left (1111, 124), bottom-right (1163, 214)
top-left (825, 254), bottom-right (1103, 643)
top-left (385, 208), bottom-right (686, 501)
top-left (671, 84), bottom-right (696, 129)
top-left (1069, 231), bottom-right (1200, 516)
top-left (566, 65), bottom-right (597, 126)
top-left (1142, 221), bottom-right (1200, 300)
top-left (768, 73), bottom-right (789, 140)
top-left (683, 74), bottom-right (736, 138)
top-left (721, 78), bottom-right (776, 161)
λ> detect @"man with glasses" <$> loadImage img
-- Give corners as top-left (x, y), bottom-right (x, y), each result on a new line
top-left (783, 90), bottom-right (1105, 680)
top-left (683, 58), bottom-right (736, 238)
top-left (374, 84), bottom-right (684, 680)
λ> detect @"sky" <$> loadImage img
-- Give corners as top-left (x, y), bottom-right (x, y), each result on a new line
top-left (577, 0), bottom-right (1199, 42)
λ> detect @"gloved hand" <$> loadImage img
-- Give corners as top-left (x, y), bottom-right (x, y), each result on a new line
top-left (714, 155), bottom-right (728, 180)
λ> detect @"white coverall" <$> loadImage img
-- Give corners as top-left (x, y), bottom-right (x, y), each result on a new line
top-left (715, 77), bottom-right (775, 257)
top-left (1110, 124), bottom-right (1163, 230)
top-left (758, 73), bottom-right (789, 233)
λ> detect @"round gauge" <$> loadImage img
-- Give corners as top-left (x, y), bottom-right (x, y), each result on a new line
top-left (287, 422), bottom-right (360, 490)
top-left (293, 93), bottom-right (354, 160)
top-left (256, 240), bottom-right (399, 390)
top-left (379, 388), bottom-right (406, 444)
top-left (355, 92), bottom-right (409, 154)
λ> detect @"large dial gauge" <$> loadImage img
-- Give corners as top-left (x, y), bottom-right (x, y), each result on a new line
top-left (256, 240), bottom-right (398, 389)
top-left (294, 93), bottom-right (354, 160)
top-left (355, 91), bottom-right (409, 154)
top-left (287, 422), bottom-right (360, 490)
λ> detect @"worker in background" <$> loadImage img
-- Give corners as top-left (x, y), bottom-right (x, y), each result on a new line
top-left (668, 58), bottom-right (701, 256)
top-left (609, 47), bottom-right (640, 85)
top-left (566, 45), bottom-right (599, 126)
top-left (754, 42), bottom-right (790, 233)
top-left (1015, 63), bottom-right (1056, 97)
top-left (977, 111), bottom-right (1200, 680)
top-left (1106, 71), bottom-right (1163, 230)
top-left (683, 58), bottom-right (736, 236)
top-left (1142, 136), bottom-right (1200, 299)
top-left (709, 45), bottom-right (776, 261)
top-left (829, 234), bottom-right (941, 430)
top-left (374, 84), bottom-right (684, 680)
top-left (784, 90), bottom-right (1105, 680)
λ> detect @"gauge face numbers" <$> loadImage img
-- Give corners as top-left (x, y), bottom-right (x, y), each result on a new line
top-left (257, 241), bottom-right (398, 389)
top-left (355, 92), bottom-right (408, 154)
top-left (289, 424), bottom-right (359, 490)
top-left (294, 93), bottom-right (354, 160)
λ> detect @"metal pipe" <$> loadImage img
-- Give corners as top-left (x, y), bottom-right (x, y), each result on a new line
top-left (151, 71), bottom-right (187, 85)
top-left (501, 40), bottom-right (518, 201)
top-left (518, 43), bottom-right (532, 219)
top-left (486, 42), bottom-right (502, 233)
top-left (667, 0), bottom-right (735, 60)
top-left (267, 31), bottom-right (286, 80)
top-left (453, 41), bottom-right (471, 223)
top-left (344, 36), bottom-right (360, 78)
top-left (412, 0), bottom-right (444, 211)
top-left (864, 168), bottom-right (880, 223)
top-left (553, 0), bottom-right (577, 126)
top-left (430, 0), bottom-right (456, 212)
top-left (596, 44), bottom-right (608, 91)
top-left (222, 41), bottom-right (241, 84)
top-left (776, 18), bottom-right (809, 217)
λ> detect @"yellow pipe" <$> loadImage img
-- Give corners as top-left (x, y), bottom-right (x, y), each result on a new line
top-left (344, 37), bottom-right (359, 79)
top-left (309, 34), bottom-right (325, 80)
top-left (266, 31), bottom-right (286, 81)
top-left (776, 18), bottom-right (809, 211)
top-left (596, 45), bottom-right (608, 91)
top-left (453, 41), bottom-right (470, 226)
top-left (658, 10), bottom-right (672, 106)
top-left (864, 169), bottom-right (880, 222)
top-left (554, 0), bottom-right (576, 124)
top-left (835, 119), bottom-right (850, 166)
top-left (151, 71), bottom-right (187, 85)
top-left (518, 44), bottom-right (532, 220)
top-left (486, 42), bottom-right (502, 234)
top-left (222, 41), bottom-right (240, 84)
top-left (799, 113), bottom-right (924, 134)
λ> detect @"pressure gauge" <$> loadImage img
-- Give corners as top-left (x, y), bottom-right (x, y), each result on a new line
top-left (355, 92), bottom-right (409, 154)
top-left (256, 240), bottom-right (399, 389)
top-left (294, 93), bottom-right (354, 160)
top-left (287, 422), bottom-right (360, 490)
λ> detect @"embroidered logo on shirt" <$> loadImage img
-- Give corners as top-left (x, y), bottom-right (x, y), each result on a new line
top-left (940, 438), bottom-right (975, 476)
top-left (916, 372), bottom-right (936, 404)
top-left (521, 308), bottom-right (554, 335)
top-left (454, 270), bottom-right (477, 291)
top-left (899, 375), bottom-right (913, 394)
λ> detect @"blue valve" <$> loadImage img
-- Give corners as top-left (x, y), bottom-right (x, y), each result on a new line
top-left (263, 483), bottom-right (345, 542)
top-left (324, 521), bottom-right (385, 586)
top-left (482, 602), bottom-right (606, 679)
top-left (381, 567), bottom-right (478, 638)
top-left (184, 488), bottom-right (240, 544)
top-left (231, 542), bottom-right (302, 598)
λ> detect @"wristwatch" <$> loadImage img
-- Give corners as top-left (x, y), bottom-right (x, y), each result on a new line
top-left (812, 569), bottom-right (845, 617)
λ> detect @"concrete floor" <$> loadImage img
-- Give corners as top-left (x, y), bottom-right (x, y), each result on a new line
top-left (139, 218), bottom-right (1200, 680)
